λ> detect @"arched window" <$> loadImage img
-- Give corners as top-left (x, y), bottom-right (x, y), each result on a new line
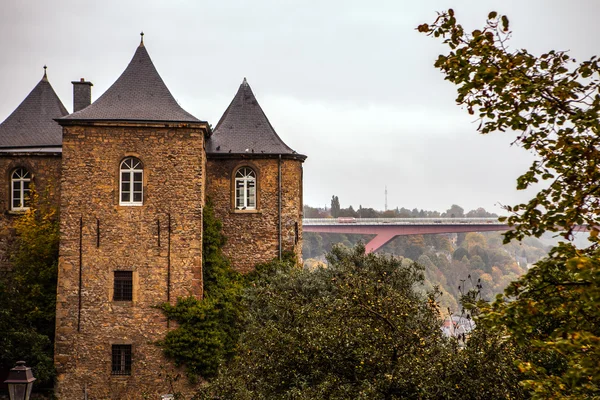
top-left (235, 167), bottom-right (256, 210)
top-left (120, 157), bottom-right (143, 205)
top-left (11, 168), bottom-right (31, 211)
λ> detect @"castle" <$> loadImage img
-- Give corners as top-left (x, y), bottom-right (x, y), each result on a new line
top-left (0, 36), bottom-right (305, 398)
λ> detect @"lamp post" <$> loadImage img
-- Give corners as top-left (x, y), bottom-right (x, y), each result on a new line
top-left (3, 361), bottom-right (36, 400)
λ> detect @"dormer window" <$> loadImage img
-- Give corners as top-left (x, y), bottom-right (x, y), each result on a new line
top-left (11, 168), bottom-right (31, 211)
top-left (120, 157), bottom-right (143, 206)
top-left (235, 167), bottom-right (256, 210)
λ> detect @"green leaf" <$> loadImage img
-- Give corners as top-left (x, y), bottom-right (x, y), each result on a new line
top-left (501, 15), bottom-right (510, 31)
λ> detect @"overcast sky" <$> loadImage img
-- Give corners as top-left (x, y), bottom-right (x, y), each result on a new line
top-left (1, 0), bottom-right (598, 214)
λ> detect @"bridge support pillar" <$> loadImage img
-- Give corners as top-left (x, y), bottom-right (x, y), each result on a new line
top-left (365, 232), bottom-right (398, 253)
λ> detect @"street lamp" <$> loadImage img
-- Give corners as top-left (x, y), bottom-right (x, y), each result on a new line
top-left (3, 361), bottom-right (36, 400)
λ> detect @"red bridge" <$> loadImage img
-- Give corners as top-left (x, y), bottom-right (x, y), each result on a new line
top-left (302, 218), bottom-right (509, 253)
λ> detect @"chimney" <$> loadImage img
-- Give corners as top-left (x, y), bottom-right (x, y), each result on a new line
top-left (72, 78), bottom-right (93, 112)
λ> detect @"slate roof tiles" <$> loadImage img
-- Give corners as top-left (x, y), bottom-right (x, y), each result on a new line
top-left (207, 78), bottom-right (305, 159)
top-left (0, 69), bottom-right (68, 148)
top-left (60, 40), bottom-right (202, 124)
top-left (1, 39), bottom-right (303, 159)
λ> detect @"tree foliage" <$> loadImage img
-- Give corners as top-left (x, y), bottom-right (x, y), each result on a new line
top-left (330, 195), bottom-right (341, 218)
top-left (196, 244), bottom-right (525, 399)
top-left (443, 204), bottom-right (464, 218)
top-left (418, 10), bottom-right (600, 242)
top-left (488, 244), bottom-right (600, 397)
top-left (0, 188), bottom-right (59, 387)
top-left (420, 10), bottom-right (600, 398)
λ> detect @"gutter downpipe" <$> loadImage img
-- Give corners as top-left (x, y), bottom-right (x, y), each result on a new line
top-left (278, 154), bottom-right (282, 261)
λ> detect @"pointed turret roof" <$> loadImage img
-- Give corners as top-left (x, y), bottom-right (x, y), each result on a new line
top-left (207, 79), bottom-right (305, 160)
top-left (61, 36), bottom-right (202, 124)
top-left (0, 67), bottom-right (68, 148)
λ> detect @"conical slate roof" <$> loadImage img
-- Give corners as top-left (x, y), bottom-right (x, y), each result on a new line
top-left (0, 69), bottom-right (68, 148)
top-left (207, 78), bottom-right (305, 159)
top-left (61, 38), bottom-right (202, 123)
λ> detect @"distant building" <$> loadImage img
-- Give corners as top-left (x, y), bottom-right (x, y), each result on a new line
top-left (441, 314), bottom-right (476, 339)
top-left (0, 36), bottom-right (306, 398)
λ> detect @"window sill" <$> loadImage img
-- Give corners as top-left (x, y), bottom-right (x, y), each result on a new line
top-left (7, 209), bottom-right (29, 215)
top-left (231, 209), bottom-right (261, 214)
top-left (110, 374), bottom-right (132, 379)
top-left (112, 301), bottom-right (134, 307)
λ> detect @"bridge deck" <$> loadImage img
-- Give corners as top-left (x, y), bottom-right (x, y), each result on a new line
top-left (303, 217), bottom-right (505, 226)
top-left (302, 218), bottom-right (509, 253)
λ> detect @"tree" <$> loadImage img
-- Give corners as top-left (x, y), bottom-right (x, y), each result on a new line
top-left (358, 206), bottom-right (379, 218)
top-left (302, 232), bottom-right (324, 259)
top-left (330, 195), bottom-right (341, 218)
top-left (420, 10), bottom-right (600, 397)
top-left (452, 247), bottom-right (469, 261)
top-left (303, 205), bottom-right (324, 218)
top-left (338, 205), bottom-right (359, 218)
top-left (463, 232), bottom-right (487, 250)
top-left (443, 204), bottom-right (464, 218)
top-left (0, 188), bottom-right (59, 387)
top-left (419, 11), bottom-right (600, 242)
top-left (466, 207), bottom-right (497, 218)
top-left (195, 244), bottom-right (525, 399)
top-left (381, 209), bottom-right (398, 218)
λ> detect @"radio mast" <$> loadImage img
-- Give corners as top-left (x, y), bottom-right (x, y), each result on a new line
top-left (385, 185), bottom-right (388, 211)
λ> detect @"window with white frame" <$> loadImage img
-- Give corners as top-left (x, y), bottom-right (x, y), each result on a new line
top-left (120, 157), bottom-right (143, 205)
top-left (235, 167), bottom-right (256, 210)
top-left (11, 168), bottom-right (31, 211)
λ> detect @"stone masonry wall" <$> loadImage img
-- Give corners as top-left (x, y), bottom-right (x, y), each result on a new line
top-left (206, 157), bottom-right (303, 273)
top-left (0, 153), bottom-right (61, 272)
top-left (54, 124), bottom-right (206, 399)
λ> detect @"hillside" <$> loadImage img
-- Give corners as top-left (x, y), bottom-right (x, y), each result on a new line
top-left (303, 203), bottom-right (551, 313)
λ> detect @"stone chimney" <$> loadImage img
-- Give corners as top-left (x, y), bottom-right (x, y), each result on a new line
top-left (72, 78), bottom-right (93, 112)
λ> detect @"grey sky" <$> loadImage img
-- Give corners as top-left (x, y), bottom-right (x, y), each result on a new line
top-left (1, 0), bottom-right (598, 214)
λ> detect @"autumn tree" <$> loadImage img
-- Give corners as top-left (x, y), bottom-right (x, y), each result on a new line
top-left (420, 10), bottom-right (600, 398)
top-left (0, 188), bottom-right (59, 387)
top-left (195, 244), bottom-right (525, 399)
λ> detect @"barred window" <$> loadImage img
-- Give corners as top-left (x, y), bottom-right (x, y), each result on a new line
top-left (234, 167), bottom-right (256, 210)
top-left (11, 168), bottom-right (31, 211)
top-left (111, 344), bottom-right (132, 375)
top-left (120, 157), bottom-right (143, 205)
top-left (113, 271), bottom-right (133, 301)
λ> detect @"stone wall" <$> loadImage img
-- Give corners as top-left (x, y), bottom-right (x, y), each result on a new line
top-left (0, 153), bottom-right (61, 272)
top-left (54, 123), bottom-right (207, 399)
top-left (206, 156), bottom-right (304, 273)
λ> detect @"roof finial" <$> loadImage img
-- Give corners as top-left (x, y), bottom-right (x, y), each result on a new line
top-left (43, 65), bottom-right (48, 80)
top-left (140, 31), bottom-right (144, 46)
top-left (242, 77), bottom-right (248, 85)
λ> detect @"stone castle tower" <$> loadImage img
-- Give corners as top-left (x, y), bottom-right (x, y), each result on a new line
top-left (0, 69), bottom-right (66, 271)
top-left (53, 39), bottom-right (209, 398)
top-left (206, 78), bottom-right (306, 272)
top-left (0, 36), bottom-right (305, 398)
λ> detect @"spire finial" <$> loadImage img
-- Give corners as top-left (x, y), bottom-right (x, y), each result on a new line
top-left (43, 65), bottom-right (48, 80)
top-left (242, 77), bottom-right (248, 85)
top-left (140, 31), bottom-right (144, 45)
